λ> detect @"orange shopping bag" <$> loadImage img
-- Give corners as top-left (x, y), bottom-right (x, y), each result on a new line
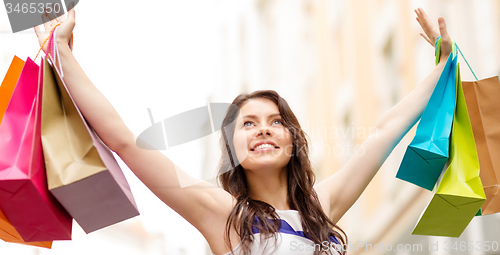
top-left (0, 56), bottom-right (24, 124)
top-left (0, 210), bottom-right (52, 248)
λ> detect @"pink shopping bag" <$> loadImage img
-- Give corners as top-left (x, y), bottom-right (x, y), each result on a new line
top-left (0, 57), bottom-right (72, 242)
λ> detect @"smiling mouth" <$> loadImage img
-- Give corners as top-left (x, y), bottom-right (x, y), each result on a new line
top-left (251, 144), bottom-right (280, 151)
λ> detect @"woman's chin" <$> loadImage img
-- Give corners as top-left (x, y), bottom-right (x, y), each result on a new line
top-left (240, 157), bottom-right (290, 172)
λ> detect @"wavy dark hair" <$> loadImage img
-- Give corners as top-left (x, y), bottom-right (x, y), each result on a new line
top-left (216, 90), bottom-right (347, 255)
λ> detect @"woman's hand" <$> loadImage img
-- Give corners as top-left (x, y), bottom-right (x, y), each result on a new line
top-left (415, 8), bottom-right (452, 63)
top-left (34, 2), bottom-right (75, 53)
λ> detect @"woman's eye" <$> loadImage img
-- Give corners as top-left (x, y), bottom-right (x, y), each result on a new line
top-left (273, 120), bottom-right (282, 125)
top-left (244, 121), bottom-right (253, 127)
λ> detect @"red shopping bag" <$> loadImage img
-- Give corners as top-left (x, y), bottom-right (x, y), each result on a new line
top-left (0, 57), bottom-right (72, 242)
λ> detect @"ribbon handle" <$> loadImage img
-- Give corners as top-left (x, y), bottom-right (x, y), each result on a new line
top-left (435, 36), bottom-right (477, 81)
top-left (34, 23), bottom-right (61, 62)
top-left (457, 45), bottom-right (479, 81)
top-left (34, 23), bottom-right (74, 69)
top-left (434, 36), bottom-right (457, 64)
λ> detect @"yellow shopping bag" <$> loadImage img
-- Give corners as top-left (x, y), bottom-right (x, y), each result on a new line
top-left (412, 63), bottom-right (486, 237)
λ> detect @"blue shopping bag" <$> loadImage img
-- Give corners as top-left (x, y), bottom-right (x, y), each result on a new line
top-left (396, 38), bottom-right (457, 191)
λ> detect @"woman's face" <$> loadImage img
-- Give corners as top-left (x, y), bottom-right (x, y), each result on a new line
top-left (232, 98), bottom-right (294, 172)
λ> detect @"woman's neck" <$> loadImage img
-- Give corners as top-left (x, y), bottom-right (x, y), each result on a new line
top-left (245, 166), bottom-right (290, 210)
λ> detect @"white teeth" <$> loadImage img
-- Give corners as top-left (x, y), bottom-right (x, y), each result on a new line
top-left (253, 144), bottom-right (276, 151)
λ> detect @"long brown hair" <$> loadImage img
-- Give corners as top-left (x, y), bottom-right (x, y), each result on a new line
top-left (217, 90), bottom-right (347, 255)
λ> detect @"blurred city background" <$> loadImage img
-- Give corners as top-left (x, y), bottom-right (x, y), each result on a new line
top-left (1, 0), bottom-right (500, 254)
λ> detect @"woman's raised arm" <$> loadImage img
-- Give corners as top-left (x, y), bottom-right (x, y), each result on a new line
top-left (34, 8), bottom-right (235, 241)
top-left (314, 9), bottom-right (452, 223)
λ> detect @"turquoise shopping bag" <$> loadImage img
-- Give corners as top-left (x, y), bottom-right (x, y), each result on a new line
top-left (396, 38), bottom-right (457, 191)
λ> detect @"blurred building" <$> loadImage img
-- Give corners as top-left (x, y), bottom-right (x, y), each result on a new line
top-left (204, 0), bottom-right (500, 254)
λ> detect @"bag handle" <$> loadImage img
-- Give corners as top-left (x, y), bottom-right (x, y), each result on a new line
top-left (435, 36), bottom-right (478, 81)
top-left (434, 36), bottom-right (457, 64)
top-left (34, 23), bottom-right (61, 62)
top-left (457, 45), bottom-right (478, 81)
top-left (33, 23), bottom-right (74, 72)
top-left (47, 26), bottom-right (61, 73)
top-left (45, 26), bottom-right (73, 78)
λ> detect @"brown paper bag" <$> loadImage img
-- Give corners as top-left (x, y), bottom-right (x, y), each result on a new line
top-left (40, 57), bottom-right (139, 233)
top-left (463, 76), bottom-right (500, 215)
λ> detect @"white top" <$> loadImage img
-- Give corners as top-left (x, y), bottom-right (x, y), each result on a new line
top-left (215, 209), bottom-right (341, 255)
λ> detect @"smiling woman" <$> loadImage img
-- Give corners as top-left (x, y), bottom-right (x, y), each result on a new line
top-left (216, 90), bottom-right (346, 255)
top-left (236, 99), bottom-right (294, 171)
top-left (28, 5), bottom-right (454, 255)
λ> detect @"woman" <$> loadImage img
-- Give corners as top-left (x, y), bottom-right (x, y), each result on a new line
top-left (34, 7), bottom-right (451, 255)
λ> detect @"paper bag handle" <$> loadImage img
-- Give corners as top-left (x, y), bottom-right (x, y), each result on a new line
top-left (456, 45), bottom-right (478, 81)
top-left (46, 26), bottom-right (74, 78)
top-left (435, 36), bottom-right (478, 81)
top-left (34, 22), bottom-right (61, 62)
top-left (34, 23), bottom-right (74, 71)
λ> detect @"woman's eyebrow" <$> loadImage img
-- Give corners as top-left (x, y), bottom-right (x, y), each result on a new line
top-left (242, 113), bottom-right (281, 119)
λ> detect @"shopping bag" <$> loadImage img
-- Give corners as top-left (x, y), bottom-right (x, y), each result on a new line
top-left (0, 57), bottom-right (72, 242)
top-left (0, 56), bottom-right (24, 125)
top-left (463, 76), bottom-right (500, 215)
top-left (412, 63), bottom-right (486, 237)
top-left (0, 56), bottom-right (53, 248)
top-left (396, 38), bottom-right (457, 191)
top-left (41, 29), bottom-right (139, 234)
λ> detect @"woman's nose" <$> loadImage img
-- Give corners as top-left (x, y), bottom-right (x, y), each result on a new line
top-left (257, 128), bottom-right (272, 137)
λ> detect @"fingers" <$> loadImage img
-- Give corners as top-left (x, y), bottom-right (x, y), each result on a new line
top-left (42, 9), bottom-right (58, 30)
top-left (34, 26), bottom-right (41, 38)
top-left (59, 12), bottom-right (66, 23)
top-left (416, 8), bottom-right (432, 25)
top-left (41, 7), bottom-right (71, 33)
top-left (47, 11), bottom-right (58, 25)
top-left (438, 17), bottom-right (450, 41)
top-left (44, 4), bottom-right (75, 29)
top-left (42, 13), bottom-right (51, 30)
top-left (438, 17), bottom-right (452, 56)
top-left (68, 1), bottom-right (76, 16)
top-left (420, 33), bottom-right (433, 46)
top-left (415, 9), bottom-right (424, 27)
top-left (415, 8), bottom-right (439, 44)
top-left (67, 6), bottom-right (75, 21)
top-left (61, 2), bottom-right (75, 27)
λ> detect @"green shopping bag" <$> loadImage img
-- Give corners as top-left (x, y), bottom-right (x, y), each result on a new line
top-left (412, 63), bottom-right (486, 237)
